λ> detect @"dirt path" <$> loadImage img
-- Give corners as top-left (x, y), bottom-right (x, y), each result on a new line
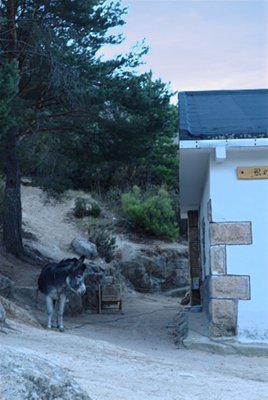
top-left (1, 292), bottom-right (268, 400)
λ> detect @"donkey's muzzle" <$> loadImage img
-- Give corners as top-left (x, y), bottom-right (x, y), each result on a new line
top-left (76, 283), bottom-right (86, 296)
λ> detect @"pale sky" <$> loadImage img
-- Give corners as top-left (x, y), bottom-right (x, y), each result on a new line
top-left (103, 0), bottom-right (268, 103)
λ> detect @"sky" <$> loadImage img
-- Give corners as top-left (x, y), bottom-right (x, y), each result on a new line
top-left (103, 0), bottom-right (268, 103)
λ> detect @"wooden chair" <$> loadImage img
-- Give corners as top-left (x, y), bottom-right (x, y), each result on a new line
top-left (97, 282), bottom-right (122, 314)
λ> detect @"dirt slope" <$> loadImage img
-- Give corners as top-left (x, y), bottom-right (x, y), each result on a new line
top-left (0, 186), bottom-right (267, 400)
top-left (22, 186), bottom-right (88, 261)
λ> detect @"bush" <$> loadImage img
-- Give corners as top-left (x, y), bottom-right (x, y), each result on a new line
top-left (90, 202), bottom-right (102, 218)
top-left (88, 226), bottom-right (117, 262)
top-left (121, 186), bottom-right (179, 240)
top-left (73, 197), bottom-right (101, 218)
top-left (121, 185), bottom-right (143, 226)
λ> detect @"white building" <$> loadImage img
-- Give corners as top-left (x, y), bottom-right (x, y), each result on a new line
top-left (179, 89), bottom-right (268, 342)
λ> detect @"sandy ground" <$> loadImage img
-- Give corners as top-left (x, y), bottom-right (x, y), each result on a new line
top-left (0, 186), bottom-right (267, 400)
top-left (22, 186), bottom-right (87, 260)
top-left (1, 294), bottom-right (268, 400)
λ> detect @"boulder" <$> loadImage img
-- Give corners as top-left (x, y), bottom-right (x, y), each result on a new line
top-left (0, 275), bottom-right (13, 298)
top-left (0, 347), bottom-right (91, 400)
top-left (118, 257), bottom-right (152, 292)
top-left (168, 308), bottom-right (189, 346)
top-left (12, 286), bottom-right (38, 305)
top-left (0, 301), bottom-right (6, 323)
top-left (71, 237), bottom-right (98, 259)
top-left (0, 295), bottom-right (40, 327)
top-left (118, 247), bottom-right (190, 293)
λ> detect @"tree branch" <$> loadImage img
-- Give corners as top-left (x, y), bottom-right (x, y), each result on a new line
top-left (19, 125), bottom-right (86, 137)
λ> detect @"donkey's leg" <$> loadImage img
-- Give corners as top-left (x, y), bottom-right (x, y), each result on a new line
top-left (57, 294), bottom-right (66, 332)
top-left (46, 296), bottom-right (54, 329)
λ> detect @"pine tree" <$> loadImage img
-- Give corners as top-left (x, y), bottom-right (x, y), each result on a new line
top-left (0, 0), bottom-right (146, 256)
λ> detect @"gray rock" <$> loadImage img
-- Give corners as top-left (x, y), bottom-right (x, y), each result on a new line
top-left (71, 237), bottom-right (98, 259)
top-left (0, 347), bottom-right (91, 400)
top-left (0, 275), bottom-right (13, 298)
top-left (0, 301), bottom-right (6, 323)
top-left (0, 295), bottom-right (40, 327)
top-left (118, 248), bottom-right (190, 293)
top-left (168, 308), bottom-right (189, 346)
top-left (12, 286), bottom-right (38, 305)
top-left (119, 257), bottom-right (152, 291)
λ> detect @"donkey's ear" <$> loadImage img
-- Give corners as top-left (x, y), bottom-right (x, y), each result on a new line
top-left (78, 255), bottom-right (86, 264)
top-left (81, 263), bottom-right (87, 272)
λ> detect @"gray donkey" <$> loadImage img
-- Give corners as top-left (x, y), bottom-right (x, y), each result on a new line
top-left (38, 256), bottom-right (87, 331)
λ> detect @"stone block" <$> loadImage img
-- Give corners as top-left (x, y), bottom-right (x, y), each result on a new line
top-left (210, 245), bottom-right (226, 275)
top-left (209, 222), bottom-right (252, 245)
top-left (208, 299), bottom-right (238, 337)
top-left (209, 275), bottom-right (250, 300)
top-left (209, 298), bottom-right (237, 325)
top-left (209, 321), bottom-right (237, 337)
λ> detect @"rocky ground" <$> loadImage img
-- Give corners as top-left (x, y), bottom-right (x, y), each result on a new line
top-left (0, 186), bottom-right (268, 400)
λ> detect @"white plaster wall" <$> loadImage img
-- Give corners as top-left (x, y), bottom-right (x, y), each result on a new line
top-left (209, 147), bottom-right (268, 341)
top-left (199, 167), bottom-right (211, 278)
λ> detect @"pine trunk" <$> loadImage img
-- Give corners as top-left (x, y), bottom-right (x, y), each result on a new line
top-left (3, 126), bottom-right (24, 256)
top-left (2, 1), bottom-right (24, 256)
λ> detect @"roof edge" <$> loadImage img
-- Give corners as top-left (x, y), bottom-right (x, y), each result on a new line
top-left (178, 88), bottom-right (268, 96)
top-left (179, 138), bottom-right (268, 149)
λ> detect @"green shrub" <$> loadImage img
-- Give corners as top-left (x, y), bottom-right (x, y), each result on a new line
top-left (88, 226), bottom-right (117, 262)
top-left (74, 197), bottom-right (101, 218)
top-left (73, 197), bottom-right (87, 218)
top-left (121, 186), bottom-right (179, 240)
top-left (90, 202), bottom-right (101, 218)
top-left (121, 185), bottom-right (143, 226)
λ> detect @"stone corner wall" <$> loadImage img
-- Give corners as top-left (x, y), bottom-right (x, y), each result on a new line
top-left (205, 274), bottom-right (250, 337)
top-left (206, 220), bottom-right (252, 337)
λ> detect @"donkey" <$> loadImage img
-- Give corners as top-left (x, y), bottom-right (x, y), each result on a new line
top-left (38, 256), bottom-right (87, 331)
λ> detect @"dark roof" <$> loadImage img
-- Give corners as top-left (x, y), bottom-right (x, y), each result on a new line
top-left (179, 89), bottom-right (268, 140)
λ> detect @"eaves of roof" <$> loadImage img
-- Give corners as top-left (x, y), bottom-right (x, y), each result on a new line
top-left (178, 89), bottom-right (268, 141)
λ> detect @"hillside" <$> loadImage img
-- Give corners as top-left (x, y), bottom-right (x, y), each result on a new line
top-left (0, 185), bottom-right (267, 400)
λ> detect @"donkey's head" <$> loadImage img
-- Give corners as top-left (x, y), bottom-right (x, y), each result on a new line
top-left (66, 256), bottom-right (87, 296)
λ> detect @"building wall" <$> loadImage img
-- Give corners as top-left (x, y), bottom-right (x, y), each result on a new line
top-left (208, 148), bottom-right (268, 341)
top-left (199, 167), bottom-right (211, 279)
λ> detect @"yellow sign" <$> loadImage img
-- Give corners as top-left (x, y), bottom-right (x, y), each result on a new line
top-left (237, 166), bottom-right (268, 179)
